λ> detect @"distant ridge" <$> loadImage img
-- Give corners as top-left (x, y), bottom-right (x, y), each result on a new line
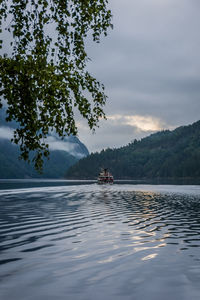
top-left (66, 120), bottom-right (200, 179)
top-left (0, 108), bottom-right (89, 178)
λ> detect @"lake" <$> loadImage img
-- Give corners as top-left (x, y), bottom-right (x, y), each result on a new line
top-left (0, 180), bottom-right (200, 300)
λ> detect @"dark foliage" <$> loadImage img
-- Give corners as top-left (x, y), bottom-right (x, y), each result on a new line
top-left (0, 107), bottom-right (89, 178)
top-left (0, 0), bottom-right (112, 170)
top-left (66, 120), bottom-right (200, 179)
top-left (0, 139), bottom-right (78, 179)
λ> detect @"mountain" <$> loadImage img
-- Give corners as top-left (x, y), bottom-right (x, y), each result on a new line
top-left (66, 120), bottom-right (200, 179)
top-left (0, 108), bottom-right (89, 178)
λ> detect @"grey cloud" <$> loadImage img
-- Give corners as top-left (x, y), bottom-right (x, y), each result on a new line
top-left (1, 0), bottom-right (200, 153)
top-left (47, 136), bottom-right (77, 152)
top-left (78, 115), bottom-right (163, 152)
top-left (80, 0), bottom-right (200, 151)
top-left (46, 136), bottom-right (86, 158)
top-left (79, 123), bottom-right (144, 152)
top-left (0, 125), bottom-right (86, 158)
top-left (0, 126), bottom-right (13, 140)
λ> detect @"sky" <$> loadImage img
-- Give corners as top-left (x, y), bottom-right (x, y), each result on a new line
top-left (0, 0), bottom-right (200, 155)
top-left (76, 0), bottom-right (200, 153)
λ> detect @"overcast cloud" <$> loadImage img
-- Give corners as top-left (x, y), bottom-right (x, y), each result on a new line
top-left (0, 126), bottom-right (13, 140)
top-left (0, 125), bottom-right (85, 158)
top-left (1, 0), bottom-right (200, 154)
top-left (76, 0), bottom-right (200, 152)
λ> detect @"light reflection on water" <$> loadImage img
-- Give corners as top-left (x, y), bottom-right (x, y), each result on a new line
top-left (0, 183), bottom-right (200, 300)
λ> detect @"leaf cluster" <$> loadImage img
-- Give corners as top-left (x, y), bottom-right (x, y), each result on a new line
top-left (0, 0), bottom-right (112, 170)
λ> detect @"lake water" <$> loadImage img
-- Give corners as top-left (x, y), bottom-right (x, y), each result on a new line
top-left (0, 180), bottom-right (200, 300)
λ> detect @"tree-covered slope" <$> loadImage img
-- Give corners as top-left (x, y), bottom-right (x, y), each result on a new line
top-left (0, 108), bottom-right (89, 178)
top-left (0, 139), bottom-right (79, 178)
top-left (66, 120), bottom-right (200, 179)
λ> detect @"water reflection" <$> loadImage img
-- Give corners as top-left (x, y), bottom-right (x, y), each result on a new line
top-left (0, 185), bottom-right (200, 300)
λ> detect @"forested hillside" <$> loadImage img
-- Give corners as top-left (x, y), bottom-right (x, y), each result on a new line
top-left (66, 120), bottom-right (200, 179)
top-left (0, 139), bottom-right (79, 178)
top-left (0, 108), bottom-right (89, 178)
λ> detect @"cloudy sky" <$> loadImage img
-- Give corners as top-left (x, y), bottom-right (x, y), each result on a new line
top-left (0, 0), bottom-right (199, 155)
top-left (76, 0), bottom-right (200, 152)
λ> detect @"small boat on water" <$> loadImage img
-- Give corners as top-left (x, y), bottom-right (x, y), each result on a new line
top-left (98, 168), bottom-right (114, 184)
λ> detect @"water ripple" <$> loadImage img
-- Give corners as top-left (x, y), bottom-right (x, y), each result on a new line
top-left (0, 185), bottom-right (200, 300)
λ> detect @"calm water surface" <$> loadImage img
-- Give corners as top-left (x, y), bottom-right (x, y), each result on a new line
top-left (0, 181), bottom-right (200, 300)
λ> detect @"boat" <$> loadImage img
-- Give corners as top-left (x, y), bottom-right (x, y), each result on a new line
top-left (98, 168), bottom-right (114, 184)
